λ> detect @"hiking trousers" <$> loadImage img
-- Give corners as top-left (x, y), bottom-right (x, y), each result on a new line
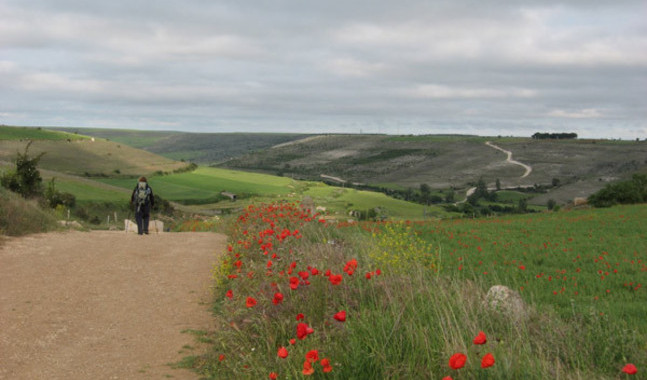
top-left (135, 211), bottom-right (150, 235)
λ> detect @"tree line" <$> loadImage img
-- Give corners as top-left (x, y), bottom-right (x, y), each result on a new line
top-left (532, 132), bottom-right (578, 140)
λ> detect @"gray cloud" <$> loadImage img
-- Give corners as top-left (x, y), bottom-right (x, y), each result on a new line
top-left (1, 0), bottom-right (646, 138)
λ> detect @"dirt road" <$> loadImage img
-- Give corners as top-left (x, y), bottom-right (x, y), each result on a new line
top-left (0, 230), bottom-right (226, 380)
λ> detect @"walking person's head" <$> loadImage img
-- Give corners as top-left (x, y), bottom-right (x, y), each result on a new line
top-left (139, 176), bottom-right (147, 183)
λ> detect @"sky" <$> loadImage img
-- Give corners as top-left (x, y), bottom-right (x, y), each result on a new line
top-left (1, 0), bottom-right (646, 139)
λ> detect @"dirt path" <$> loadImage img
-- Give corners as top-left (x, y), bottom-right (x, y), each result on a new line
top-left (0, 230), bottom-right (226, 380)
top-left (485, 141), bottom-right (532, 178)
top-left (456, 142), bottom-right (533, 204)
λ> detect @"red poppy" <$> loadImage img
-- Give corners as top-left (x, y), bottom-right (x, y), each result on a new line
top-left (296, 313), bottom-right (305, 320)
top-left (448, 353), bottom-right (467, 369)
top-left (473, 331), bottom-right (487, 345)
top-left (219, 354), bottom-right (225, 361)
top-left (306, 349), bottom-right (319, 362)
top-left (365, 272), bottom-right (372, 279)
top-left (225, 289), bottom-right (233, 299)
top-left (289, 276), bottom-right (299, 290)
top-left (329, 274), bottom-right (343, 285)
top-left (246, 297), bottom-right (257, 308)
top-left (442, 377), bottom-right (453, 380)
top-left (481, 353), bottom-right (495, 368)
top-left (333, 310), bottom-right (346, 322)
top-left (622, 363), bottom-right (637, 375)
top-left (269, 372), bottom-right (278, 379)
top-left (302, 359), bottom-right (315, 375)
top-left (289, 338), bottom-right (296, 345)
top-left (321, 358), bottom-right (332, 373)
top-left (277, 346), bottom-right (288, 359)
top-left (297, 322), bottom-right (309, 339)
top-left (273, 292), bottom-right (284, 304)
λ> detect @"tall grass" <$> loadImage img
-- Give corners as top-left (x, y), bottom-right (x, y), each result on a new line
top-left (0, 187), bottom-right (58, 236)
top-left (186, 202), bottom-right (644, 379)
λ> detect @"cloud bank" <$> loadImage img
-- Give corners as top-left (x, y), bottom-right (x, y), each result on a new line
top-left (1, 0), bottom-right (646, 138)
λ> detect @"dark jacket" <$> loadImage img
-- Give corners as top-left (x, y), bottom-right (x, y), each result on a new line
top-left (131, 182), bottom-right (155, 214)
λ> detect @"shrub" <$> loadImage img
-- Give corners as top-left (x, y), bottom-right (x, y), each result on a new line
top-left (0, 187), bottom-right (58, 236)
top-left (588, 174), bottom-right (647, 207)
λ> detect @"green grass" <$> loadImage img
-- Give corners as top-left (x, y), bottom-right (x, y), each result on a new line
top-left (190, 202), bottom-right (646, 379)
top-left (0, 187), bottom-right (59, 236)
top-left (0, 125), bottom-right (87, 141)
top-left (96, 167), bottom-right (443, 219)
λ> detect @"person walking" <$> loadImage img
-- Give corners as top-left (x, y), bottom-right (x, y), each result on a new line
top-left (131, 176), bottom-right (155, 235)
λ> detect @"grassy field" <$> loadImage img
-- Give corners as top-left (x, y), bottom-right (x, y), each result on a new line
top-left (186, 202), bottom-right (645, 379)
top-left (0, 126), bottom-right (188, 177)
top-left (97, 167), bottom-right (443, 220)
top-left (0, 125), bottom-right (87, 141)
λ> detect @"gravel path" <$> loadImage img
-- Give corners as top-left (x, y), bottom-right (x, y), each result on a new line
top-left (0, 230), bottom-right (226, 380)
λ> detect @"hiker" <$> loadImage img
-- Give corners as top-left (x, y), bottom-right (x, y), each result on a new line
top-left (131, 176), bottom-right (155, 235)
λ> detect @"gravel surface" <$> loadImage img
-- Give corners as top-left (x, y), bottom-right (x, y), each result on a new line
top-left (0, 230), bottom-right (226, 380)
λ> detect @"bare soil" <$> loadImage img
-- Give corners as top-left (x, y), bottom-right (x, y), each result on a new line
top-left (0, 230), bottom-right (226, 380)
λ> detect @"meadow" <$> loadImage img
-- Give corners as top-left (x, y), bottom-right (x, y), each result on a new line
top-left (181, 202), bottom-right (645, 379)
top-left (98, 167), bottom-right (448, 220)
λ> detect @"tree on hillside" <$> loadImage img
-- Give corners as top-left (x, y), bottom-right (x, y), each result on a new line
top-left (0, 141), bottom-right (45, 198)
top-left (588, 174), bottom-right (647, 207)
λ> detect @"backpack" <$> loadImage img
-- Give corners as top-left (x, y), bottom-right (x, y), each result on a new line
top-left (135, 182), bottom-right (151, 210)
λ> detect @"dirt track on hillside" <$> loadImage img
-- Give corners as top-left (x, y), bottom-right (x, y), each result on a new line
top-left (0, 230), bottom-right (226, 380)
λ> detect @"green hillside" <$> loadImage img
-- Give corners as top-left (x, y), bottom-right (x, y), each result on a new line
top-left (0, 126), bottom-right (189, 177)
top-left (52, 127), bottom-right (311, 164)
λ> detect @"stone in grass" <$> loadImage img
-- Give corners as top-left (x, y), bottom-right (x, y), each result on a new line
top-left (484, 285), bottom-right (528, 322)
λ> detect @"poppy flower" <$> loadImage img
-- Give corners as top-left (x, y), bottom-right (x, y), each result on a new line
top-left (329, 274), bottom-right (343, 285)
top-left (448, 353), bottom-right (467, 369)
top-left (218, 354), bottom-right (225, 361)
top-left (246, 297), bottom-right (257, 308)
top-left (289, 276), bottom-right (299, 290)
top-left (297, 322), bottom-right (309, 339)
top-left (273, 292), bottom-right (284, 304)
top-left (302, 359), bottom-right (315, 375)
top-left (306, 349), bottom-right (319, 362)
top-left (321, 358), bottom-right (332, 373)
top-left (622, 363), bottom-right (637, 375)
top-left (481, 353), bottom-right (495, 368)
top-left (442, 377), bottom-right (453, 380)
top-left (296, 313), bottom-right (305, 321)
top-left (365, 272), bottom-right (372, 279)
top-left (289, 338), bottom-right (296, 345)
top-left (225, 289), bottom-right (233, 299)
top-left (277, 346), bottom-right (288, 359)
top-left (269, 372), bottom-right (278, 379)
top-left (473, 331), bottom-right (487, 345)
top-left (333, 310), bottom-right (346, 322)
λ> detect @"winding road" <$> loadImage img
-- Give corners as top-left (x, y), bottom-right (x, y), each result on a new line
top-left (457, 141), bottom-right (532, 203)
top-left (485, 141), bottom-right (532, 178)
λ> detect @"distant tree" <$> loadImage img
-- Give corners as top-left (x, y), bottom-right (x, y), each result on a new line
top-left (495, 178), bottom-right (501, 191)
top-left (445, 189), bottom-right (455, 203)
top-left (547, 199), bottom-right (556, 210)
top-left (517, 198), bottom-right (528, 213)
top-left (552, 178), bottom-right (560, 187)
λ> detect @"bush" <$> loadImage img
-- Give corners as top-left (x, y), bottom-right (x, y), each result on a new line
top-left (0, 187), bottom-right (58, 236)
top-left (588, 174), bottom-right (647, 207)
top-left (0, 141), bottom-right (45, 198)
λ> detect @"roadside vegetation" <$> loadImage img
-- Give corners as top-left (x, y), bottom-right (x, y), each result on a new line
top-left (182, 202), bottom-right (645, 379)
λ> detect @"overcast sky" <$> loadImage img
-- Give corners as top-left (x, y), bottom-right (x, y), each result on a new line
top-left (1, 0), bottom-right (646, 138)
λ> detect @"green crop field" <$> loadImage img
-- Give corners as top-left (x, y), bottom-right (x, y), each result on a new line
top-left (96, 166), bottom-right (442, 219)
